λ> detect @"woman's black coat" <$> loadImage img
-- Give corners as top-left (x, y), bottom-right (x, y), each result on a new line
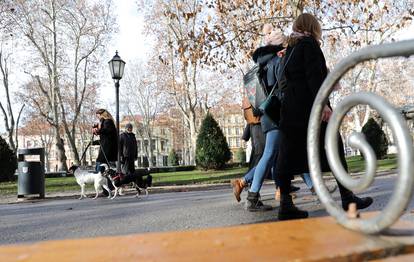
top-left (276, 36), bottom-right (345, 175)
top-left (94, 118), bottom-right (118, 163)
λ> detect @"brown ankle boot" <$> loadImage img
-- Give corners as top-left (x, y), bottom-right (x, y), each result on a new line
top-left (275, 188), bottom-right (281, 200)
top-left (231, 179), bottom-right (246, 202)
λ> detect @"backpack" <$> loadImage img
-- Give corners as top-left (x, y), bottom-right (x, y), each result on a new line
top-left (243, 65), bottom-right (267, 109)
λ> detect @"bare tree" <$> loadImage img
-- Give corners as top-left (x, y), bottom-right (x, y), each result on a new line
top-left (0, 2), bottom-right (24, 152)
top-left (9, 0), bottom-right (115, 170)
top-left (122, 60), bottom-right (169, 167)
top-left (142, 0), bottom-right (217, 164)
top-left (0, 45), bottom-right (25, 152)
top-left (57, 0), bottom-right (115, 164)
top-left (203, 0), bottom-right (413, 131)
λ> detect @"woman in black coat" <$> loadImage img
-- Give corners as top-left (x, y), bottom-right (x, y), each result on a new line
top-left (93, 109), bottom-right (118, 171)
top-left (276, 13), bottom-right (372, 220)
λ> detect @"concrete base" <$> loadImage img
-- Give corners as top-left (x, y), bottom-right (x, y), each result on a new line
top-left (1, 214), bottom-right (413, 261)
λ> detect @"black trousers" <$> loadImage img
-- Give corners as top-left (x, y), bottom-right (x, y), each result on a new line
top-left (121, 157), bottom-right (135, 175)
top-left (248, 124), bottom-right (266, 170)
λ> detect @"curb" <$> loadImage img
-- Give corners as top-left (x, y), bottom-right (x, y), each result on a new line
top-left (0, 183), bottom-right (233, 205)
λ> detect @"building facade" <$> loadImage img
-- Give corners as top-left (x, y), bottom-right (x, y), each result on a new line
top-left (120, 115), bottom-right (174, 167)
top-left (210, 103), bottom-right (246, 161)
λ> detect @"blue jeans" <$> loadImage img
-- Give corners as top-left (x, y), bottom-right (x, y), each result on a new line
top-left (244, 129), bottom-right (280, 193)
top-left (301, 173), bottom-right (313, 189)
top-left (95, 162), bottom-right (102, 173)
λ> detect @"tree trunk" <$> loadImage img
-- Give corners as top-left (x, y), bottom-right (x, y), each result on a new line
top-left (188, 111), bottom-right (197, 165)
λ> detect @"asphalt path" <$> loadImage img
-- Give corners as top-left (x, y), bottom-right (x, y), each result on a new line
top-left (1, 173), bottom-right (413, 245)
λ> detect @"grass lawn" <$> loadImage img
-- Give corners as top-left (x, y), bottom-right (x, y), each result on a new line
top-left (346, 154), bottom-right (397, 173)
top-left (0, 154), bottom-right (398, 196)
top-left (0, 166), bottom-right (248, 196)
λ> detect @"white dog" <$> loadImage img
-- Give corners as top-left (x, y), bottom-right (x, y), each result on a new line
top-left (68, 165), bottom-right (112, 200)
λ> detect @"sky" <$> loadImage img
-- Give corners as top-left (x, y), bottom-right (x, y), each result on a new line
top-left (112, 0), bottom-right (150, 62)
top-left (99, 0), bottom-right (151, 108)
top-left (0, 2), bottom-right (413, 133)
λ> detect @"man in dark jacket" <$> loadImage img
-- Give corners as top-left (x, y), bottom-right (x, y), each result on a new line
top-left (119, 123), bottom-right (138, 175)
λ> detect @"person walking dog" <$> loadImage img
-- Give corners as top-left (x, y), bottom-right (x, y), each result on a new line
top-left (92, 108), bottom-right (118, 196)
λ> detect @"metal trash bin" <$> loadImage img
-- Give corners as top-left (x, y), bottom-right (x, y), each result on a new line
top-left (17, 148), bottom-right (45, 199)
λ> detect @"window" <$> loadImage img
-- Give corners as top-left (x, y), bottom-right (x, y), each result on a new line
top-left (161, 141), bottom-right (165, 151)
top-left (137, 141), bottom-right (141, 152)
top-left (143, 156), bottom-right (149, 167)
top-left (236, 138), bottom-right (241, 147)
top-left (152, 156), bottom-right (156, 166)
top-left (144, 140), bottom-right (149, 152)
top-left (236, 127), bottom-right (240, 135)
top-left (229, 138), bottom-right (234, 147)
top-left (151, 139), bottom-right (156, 151)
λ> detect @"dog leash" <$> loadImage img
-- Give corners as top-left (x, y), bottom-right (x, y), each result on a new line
top-left (97, 140), bottom-right (112, 168)
top-left (78, 134), bottom-right (111, 169)
top-left (79, 134), bottom-right (95, 164)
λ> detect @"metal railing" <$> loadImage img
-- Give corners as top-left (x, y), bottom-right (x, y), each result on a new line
top-left (307, 39), bottom-right (414, 234)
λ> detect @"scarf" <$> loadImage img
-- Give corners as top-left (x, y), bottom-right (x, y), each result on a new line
top-left (289, 30), bottom-right (311, 39)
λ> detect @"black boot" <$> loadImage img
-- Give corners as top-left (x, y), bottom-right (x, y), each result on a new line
top-left (338, 182), bottom-right (373, 211)
top-left (245, 192), bottom-right (272, 212)
top-left (342, 195), bottom-right (373, 211)
top-left (278, 194), bottom-right (308, 221)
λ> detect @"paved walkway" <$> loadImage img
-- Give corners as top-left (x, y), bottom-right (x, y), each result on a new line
top-left (1, 171), bottom-right (412, 245)
top-left (0, 170), bottom-right (396, 205)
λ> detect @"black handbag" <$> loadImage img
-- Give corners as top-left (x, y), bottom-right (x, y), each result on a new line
top-left (258, 48), bottom-right (295, 124)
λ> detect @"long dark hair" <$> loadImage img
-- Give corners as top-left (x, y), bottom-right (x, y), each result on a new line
top-left (288, 13), bottom-right (322, 46)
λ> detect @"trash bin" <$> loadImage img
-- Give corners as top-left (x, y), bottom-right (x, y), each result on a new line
top-left (17, 148), bottom-right (45, 199)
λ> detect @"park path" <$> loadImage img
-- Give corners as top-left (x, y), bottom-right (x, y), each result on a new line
top-left (0, 173), bottom-right (413, 245)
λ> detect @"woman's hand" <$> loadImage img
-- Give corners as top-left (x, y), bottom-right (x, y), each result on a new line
top-left (92, 127), bottom-right (99, 135)
top-left (321, 105), bottom-right (332, 122)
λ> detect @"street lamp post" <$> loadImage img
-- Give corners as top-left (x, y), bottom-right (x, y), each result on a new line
top-left (108, 51), bottom-right (126, 173)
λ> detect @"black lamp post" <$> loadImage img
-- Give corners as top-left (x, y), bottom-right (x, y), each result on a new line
top-left (108, 51), bottom-right (125, 173)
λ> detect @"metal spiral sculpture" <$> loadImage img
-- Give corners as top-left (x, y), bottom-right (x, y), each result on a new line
top-left (307, 40), bottom-right (414, 234)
